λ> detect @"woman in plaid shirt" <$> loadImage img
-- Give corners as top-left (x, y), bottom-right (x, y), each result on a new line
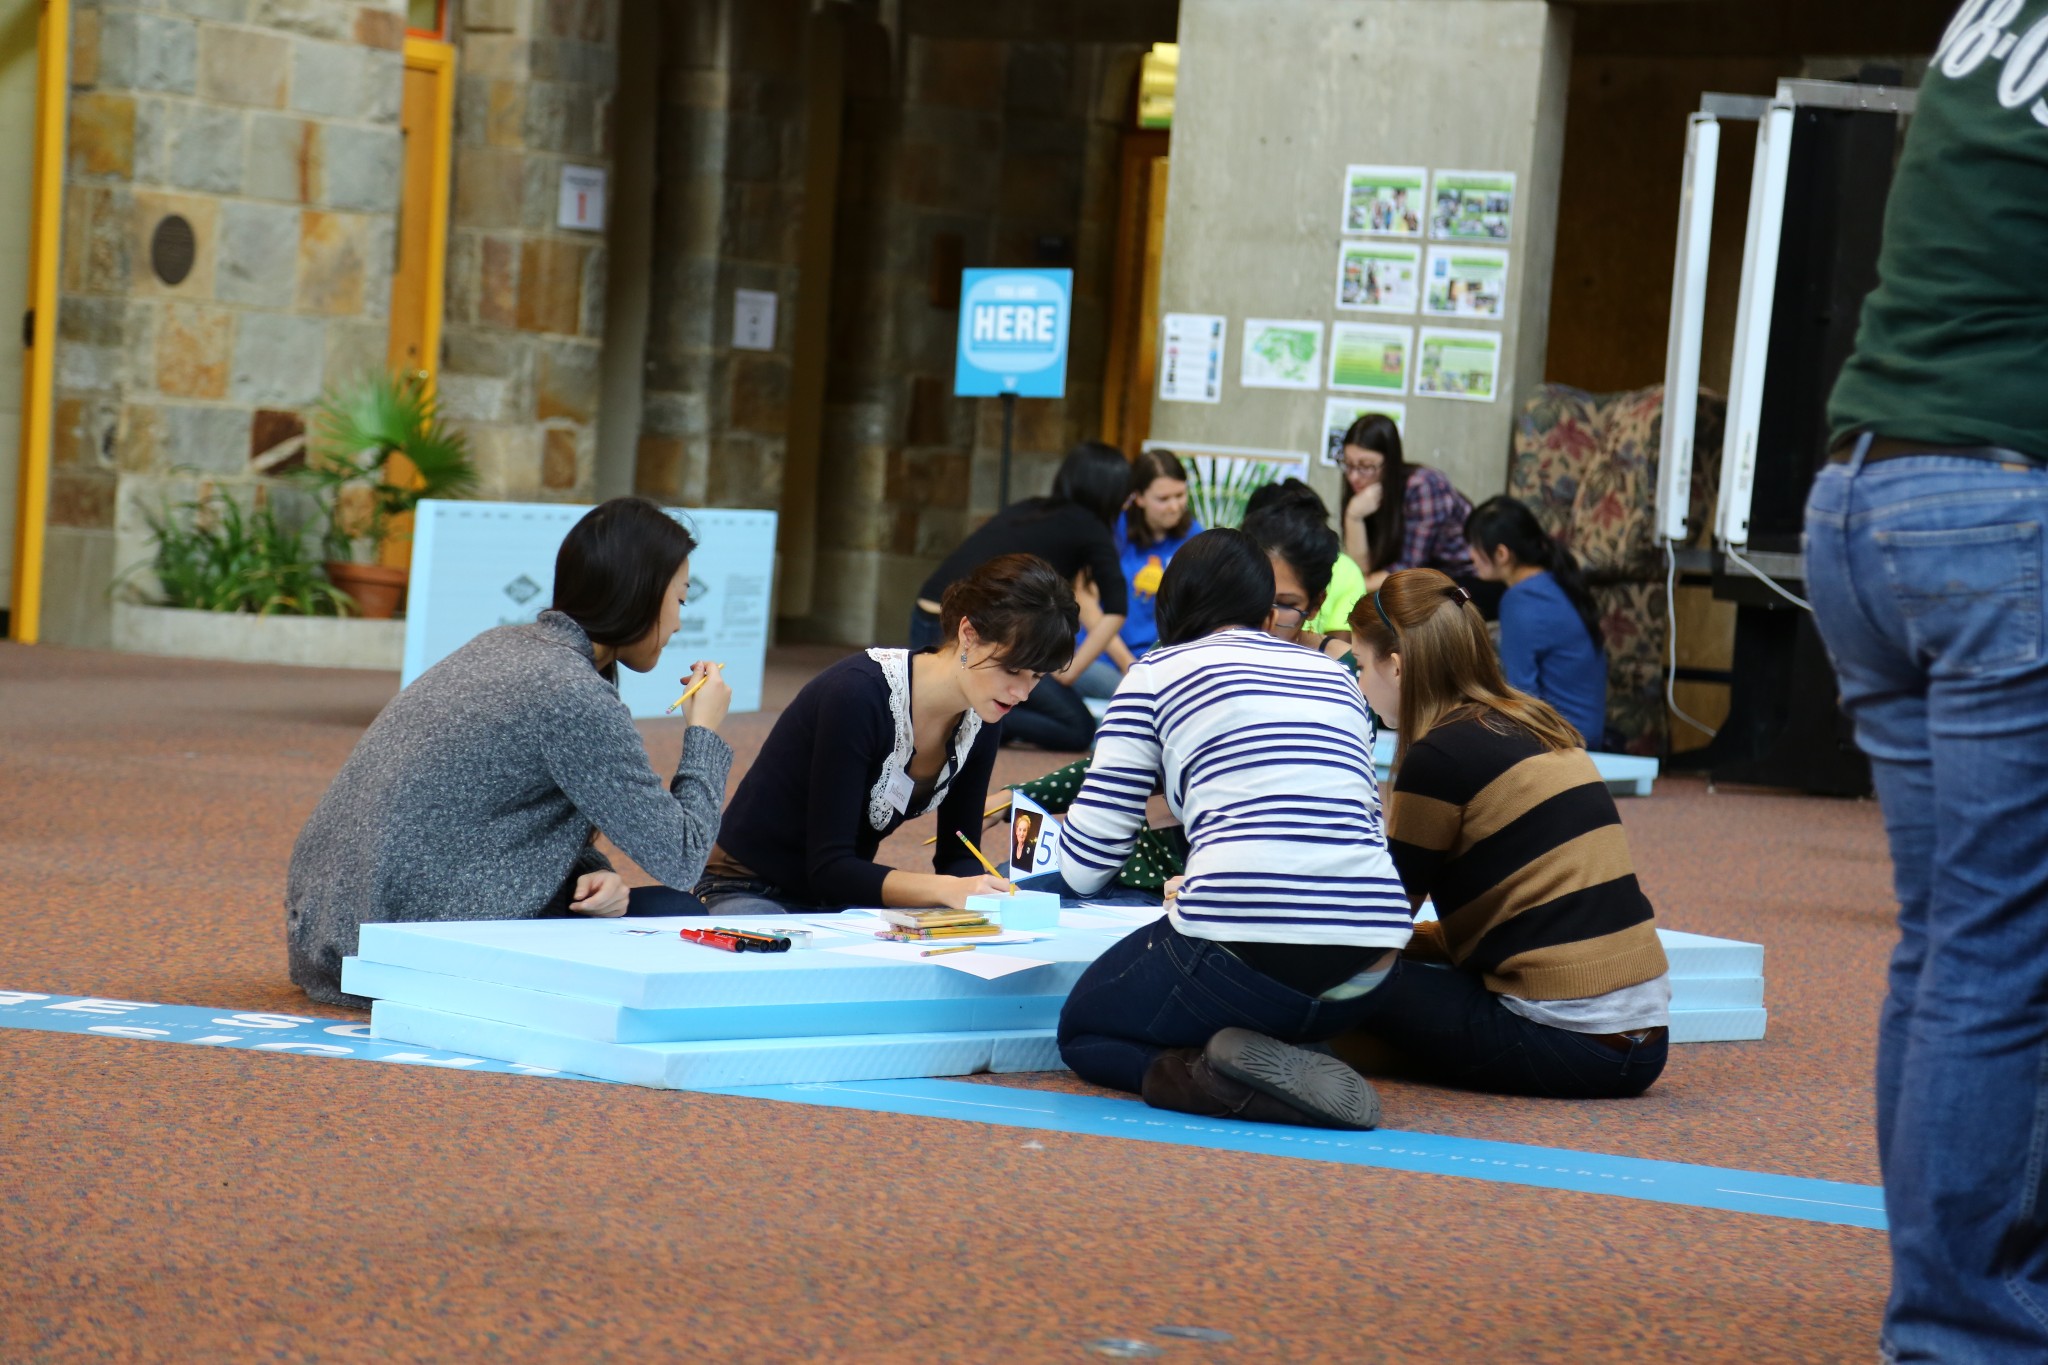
top-left (1337, 413), bottom-right (1477, 591)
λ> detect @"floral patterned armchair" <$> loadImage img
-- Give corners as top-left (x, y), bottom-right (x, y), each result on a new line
top-left (1509, 383), bottom-right (1724, 756)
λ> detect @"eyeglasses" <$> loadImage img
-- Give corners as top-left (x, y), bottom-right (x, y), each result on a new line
top-left (1270, 603), bottom-right (1307, 630)
top-left (1343, 458), bottom-right (1385, 479)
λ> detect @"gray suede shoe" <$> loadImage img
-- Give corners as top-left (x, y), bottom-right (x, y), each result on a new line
top-left (1204, 1027), bottom-right (1382, 1130)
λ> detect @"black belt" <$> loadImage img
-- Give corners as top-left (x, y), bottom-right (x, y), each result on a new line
top-left (1829, 435), bottom-right (2047, 468)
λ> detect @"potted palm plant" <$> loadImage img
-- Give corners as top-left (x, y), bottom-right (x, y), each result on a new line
top-left (300, 370), bottom-right (478, 618)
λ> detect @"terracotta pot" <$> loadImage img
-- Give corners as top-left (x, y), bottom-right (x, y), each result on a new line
top-left (325, 561), bottom-right (409, 620)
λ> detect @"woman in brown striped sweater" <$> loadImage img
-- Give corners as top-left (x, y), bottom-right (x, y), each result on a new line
top-left (1338, 568), bottom-right (1671, 1098)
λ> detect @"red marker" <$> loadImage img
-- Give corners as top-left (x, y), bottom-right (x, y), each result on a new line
top-left (679, 927), bottom-right (743, 952)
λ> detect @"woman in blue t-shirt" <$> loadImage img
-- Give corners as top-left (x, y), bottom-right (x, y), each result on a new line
top-left (1464, 496), bottom-right (1608, 747)
top-left (1074, 448), bottom-right (1203, 698)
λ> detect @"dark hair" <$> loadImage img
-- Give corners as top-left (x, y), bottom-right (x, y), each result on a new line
top-left (1341, 414), bottom-right (1407, 574)
top-left (1012, 439), bottom-right (1130, 528)
top-left (938, 553), bottom-right (1079, 675)
top-left (1154, 528), bottom-right (1275, 646)
top-left (1124, 448), bottom-right (1194, 550)
top-left (551, 498), bottom-right (698, 671)
top-left (1464, 496), bottom-right (1603, 648)
top-left (1242, 502), bottom-right (1340, 610)
top-left (1243, 477), bottom-right (1330, 525)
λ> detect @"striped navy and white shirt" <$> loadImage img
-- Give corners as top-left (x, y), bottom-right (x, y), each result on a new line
top-left (1062, 629), bottom-right (1413, 949)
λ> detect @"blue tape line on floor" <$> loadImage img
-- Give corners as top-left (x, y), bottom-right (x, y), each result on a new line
top-left (2, 990), bottom-right (1883, 1229)
top-left (711, 1078), bottom-right (1886, 1230)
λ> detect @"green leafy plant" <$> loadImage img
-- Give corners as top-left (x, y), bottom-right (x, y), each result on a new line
top-left (299, 370), bottom-right (478, 563)
top-left (1186, 456), bottom-right (1286, 529)
top-left (132, 484), bottom-right (355, 616)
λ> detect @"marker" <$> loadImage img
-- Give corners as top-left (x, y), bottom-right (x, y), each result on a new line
top-left (954, 831), bottom-right (1014, 891)
top-left (665, 663), bottom-right (726, 715)
top-left (678, 927), bottom-right (743, 952)
top-left (713, 927), bottom-right (793, 954)
top-left (921, 944), bottom-right (977, 957)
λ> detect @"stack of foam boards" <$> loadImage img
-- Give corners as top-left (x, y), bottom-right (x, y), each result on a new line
top-left (342, 910), bottom-right (1149, 1090)
top-left (1660, 928), bottom-right (1767, 1042)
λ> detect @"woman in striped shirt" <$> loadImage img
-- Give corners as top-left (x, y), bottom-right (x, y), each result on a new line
top-left (1340, 569), bottom-right (1669, 1098)
top-left (1056, 529), bottom-right (1413, 1130)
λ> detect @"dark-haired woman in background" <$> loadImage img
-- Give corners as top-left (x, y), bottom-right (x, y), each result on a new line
top-left (286, 497), bottom-right (734, 1006)
top-left (1243, 478), bottom-right (1367, 644)
top-left (1075, 448), bottom-right (1203, 699)
top-left (1465, 495), bottom-right (1608, 746)
top-left (700, 554), bottom-right (1077, 915)
top-left (1337, 413), bottom-right (1476, 591)
top-left (1241, 492), bottom-right (1359, 675)
top-left (1055, 529), bottom-right (1412, 1130)
top-left (912, 440), bottom-right (1129, 751)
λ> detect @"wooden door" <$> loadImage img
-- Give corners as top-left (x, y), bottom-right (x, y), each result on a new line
top-left (1100, 131), bottom-right (1170, 458)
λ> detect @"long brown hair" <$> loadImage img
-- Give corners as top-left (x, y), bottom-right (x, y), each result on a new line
top-left (1349, 567), bottom-right (1584, 767)
top-left (1124, 448), bottom-right (1194, 550)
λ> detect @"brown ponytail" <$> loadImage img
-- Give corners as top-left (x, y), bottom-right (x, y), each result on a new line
top-left (1350, 567), bottom-right (1583, 767)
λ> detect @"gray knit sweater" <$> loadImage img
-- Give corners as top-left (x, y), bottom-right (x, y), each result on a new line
top-left (286, 610), bottom-right (733, 1006)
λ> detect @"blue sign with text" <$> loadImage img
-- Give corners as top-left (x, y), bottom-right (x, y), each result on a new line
top-left (953, 268), bottom-right (1072, 398)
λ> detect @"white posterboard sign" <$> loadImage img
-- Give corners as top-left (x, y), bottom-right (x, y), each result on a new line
top-left (557, 165), bottom-right (607, 231)
top-left (1157, 312), bottom-right (1225, 403)
top-left (403, 500), bottom-right (778, 716)
top-left (733, 288), bottom-right (778, 351)
top-left (1008, 791), bottom-right (1062, 881)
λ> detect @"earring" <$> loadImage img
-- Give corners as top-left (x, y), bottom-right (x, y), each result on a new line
top-left (959, 649), bottom-right (968, 666)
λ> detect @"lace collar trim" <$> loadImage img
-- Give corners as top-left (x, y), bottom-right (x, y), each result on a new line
top-left (864, 648), bottom-right (983, 832)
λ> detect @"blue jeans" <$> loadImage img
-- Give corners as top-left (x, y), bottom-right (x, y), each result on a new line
top-left (1057, 917), bottom-right (1386, 1094)
top-left (693, 873), bottom-right (811, 915)
top-left (1805, 445), bottom-right (2048, 1363)
top-left (1073, 658), bottom-right (1123, 699)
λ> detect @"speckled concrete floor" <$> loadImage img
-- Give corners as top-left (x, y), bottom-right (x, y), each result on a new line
top-left (0, 640), bottom-right (1896, 1362)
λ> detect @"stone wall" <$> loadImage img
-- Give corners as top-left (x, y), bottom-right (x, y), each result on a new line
top-left (44, 0), bottom-right (408, 645)
top-left (440, 0), bottom-right (619, 502)
top-left (798, 23), bottom-right (1152, 645)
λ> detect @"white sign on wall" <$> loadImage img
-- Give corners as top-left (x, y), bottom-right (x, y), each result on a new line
top-left (557, 165), bottom-right (607, 231)
top-left (733, 289), bottom-right (778, 351)
top-left (403, 501), bottom-right (778, 716)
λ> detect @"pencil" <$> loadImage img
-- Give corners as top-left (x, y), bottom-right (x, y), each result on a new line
top-left (923, 798), bottom-right (1012, 845)
top-left (954, 831), bottom-right (1013, 890)
top-left (664, 663), bottom-right (725, 715)
top-left (922, 944), bottom-right (977, 957)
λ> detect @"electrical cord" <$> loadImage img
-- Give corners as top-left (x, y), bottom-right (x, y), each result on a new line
top-left (1722, 541), bottom-right (1814, 612)
top-left (1665, 546), bottom-right (1720, 739)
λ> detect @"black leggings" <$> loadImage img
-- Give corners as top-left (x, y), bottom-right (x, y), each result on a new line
top-left (1340, 958), bottom-right (1666, 1099)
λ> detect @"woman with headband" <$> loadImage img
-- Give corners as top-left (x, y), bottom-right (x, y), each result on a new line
top-left (1341, 569), bottom-right (1671, 1098)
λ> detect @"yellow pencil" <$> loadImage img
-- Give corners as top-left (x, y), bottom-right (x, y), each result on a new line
top-left (664, 663), bottom-right (725, 715)
top-left (955, 831), bottom-right (1013, 890)
top-left (922, 944), bottom-right (977, 957)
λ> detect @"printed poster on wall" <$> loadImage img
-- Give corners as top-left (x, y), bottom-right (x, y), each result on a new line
top-left (1157, 312), bottom-right (1226, 403)
top-left (1239, 319), bottom-right (1325, 391)
top-left (1327, 322), bottom-right (1412, 395)
top-left (1145, 440), bottom-right (1312, 530)
top-left (1430, 170), bottom-right (1516, 241)
top-left (1322, 398), bottom-right (1407, 467)
top-left (1423, 246), bottom-right (1510, 320)
top-left (1336, 242), bottom-right (1421, 314)
top-left (1341, 164), bottom-right (1426, 236)
top-left (1415, 327), bottom-right (1502, 403)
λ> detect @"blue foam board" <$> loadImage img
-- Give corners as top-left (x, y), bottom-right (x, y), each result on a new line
top-left (342, 957), bottom-right (1066, 1043)
top-left (1668, 975), bottom-right (1765, 1011)
top-left (354, 914), bottom-right (1106, 1010)
top-left (369, 1000), bottom-right (1062, 1088)
top-left (1658, 929), bottom-right (1765, 979)
top-left (1671, 1007), bottom-right (1767, 1044)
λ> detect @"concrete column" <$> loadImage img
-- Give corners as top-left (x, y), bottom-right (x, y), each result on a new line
top-left (1148, 0), bottom-right (1571, 509)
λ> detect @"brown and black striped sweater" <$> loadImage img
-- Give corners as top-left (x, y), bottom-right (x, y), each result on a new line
top-left (1386, 711), bottom-right (1668, 1001)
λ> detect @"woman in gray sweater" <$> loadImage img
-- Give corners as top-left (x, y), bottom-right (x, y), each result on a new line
top-left (286, 498), bottom-right (735, 1006)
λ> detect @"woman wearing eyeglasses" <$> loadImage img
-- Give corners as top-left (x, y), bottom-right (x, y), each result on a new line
top-left (1338, 413), bottom-right (1478, 592)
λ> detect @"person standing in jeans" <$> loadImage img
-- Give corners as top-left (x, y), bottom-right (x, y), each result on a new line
top-left (1804, 5), bottom-right (2048, 1357)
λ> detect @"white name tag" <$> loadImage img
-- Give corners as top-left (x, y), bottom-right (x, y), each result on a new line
top-left (887, 767), bottom-right (917, 813)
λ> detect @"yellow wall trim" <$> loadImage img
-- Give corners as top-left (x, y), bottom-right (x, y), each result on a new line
top-left (10, 0), bottom-right (67, 643)
top-left (400, 35), bottom-right (455, 392)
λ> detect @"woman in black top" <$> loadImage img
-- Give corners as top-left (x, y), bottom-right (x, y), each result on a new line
top-left (700, 555), bottom-right (1080, 914)
top-left (913, 441), bottom-right (1129, 751)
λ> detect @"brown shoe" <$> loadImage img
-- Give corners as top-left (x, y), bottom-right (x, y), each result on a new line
top-left (1142, 1035), bottom-right (1379, 1131)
